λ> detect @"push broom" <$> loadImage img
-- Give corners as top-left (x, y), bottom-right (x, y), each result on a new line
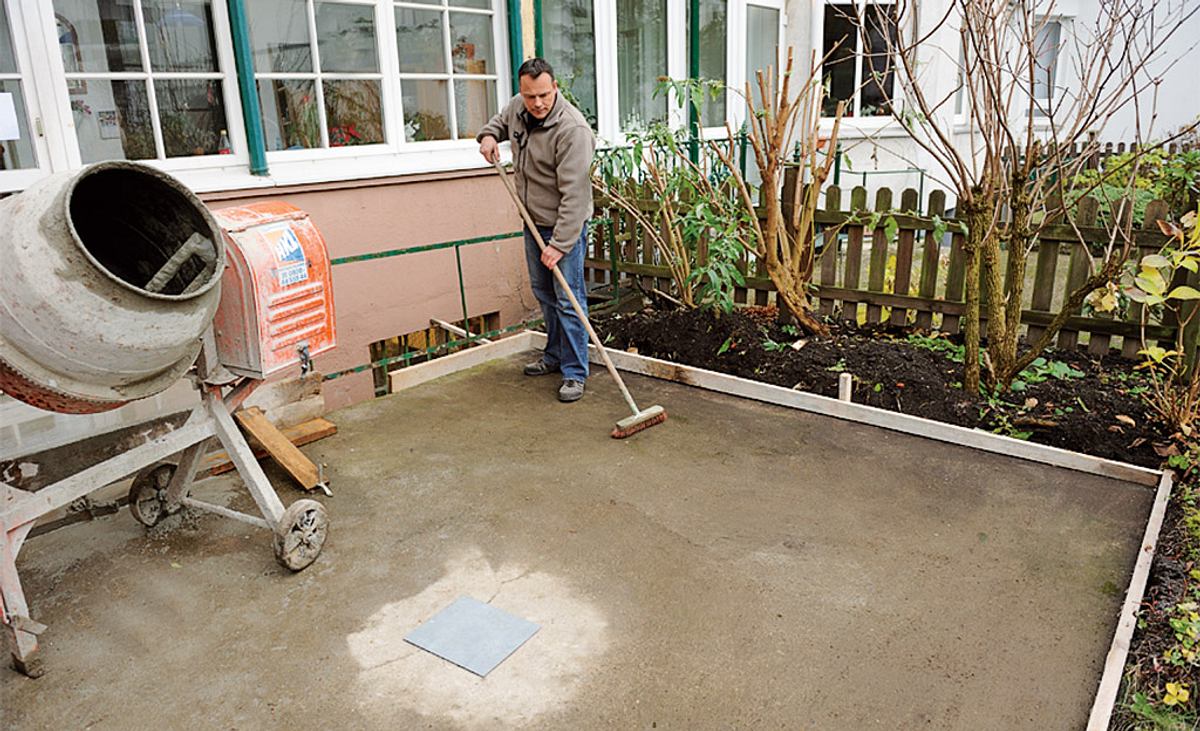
top-left (492, 160), bottom-right (667, 438)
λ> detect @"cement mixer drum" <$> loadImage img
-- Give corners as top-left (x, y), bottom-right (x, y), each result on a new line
top-left (0, 161), bottom-right (225, 414)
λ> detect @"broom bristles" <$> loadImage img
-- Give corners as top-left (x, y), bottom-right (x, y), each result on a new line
top-left (610, 407), bottom-right (667, 439)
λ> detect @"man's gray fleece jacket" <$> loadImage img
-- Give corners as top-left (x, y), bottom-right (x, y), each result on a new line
top-left (477, 95), bottom-right (595, 253)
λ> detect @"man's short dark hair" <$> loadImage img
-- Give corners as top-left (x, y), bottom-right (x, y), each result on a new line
top-left (518, 58), bottom-right (555, 81)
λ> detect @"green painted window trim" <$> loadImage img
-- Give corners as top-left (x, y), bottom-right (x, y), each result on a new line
top-left (508, 0), bottom-right (524, 93)
top-left (226, 0), bottom-right (269, 176)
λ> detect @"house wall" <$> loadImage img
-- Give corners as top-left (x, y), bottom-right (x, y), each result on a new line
top-left (783, 0), bottom-right (1200, 209)
top-left (201, 170), bottom-right (533, 412)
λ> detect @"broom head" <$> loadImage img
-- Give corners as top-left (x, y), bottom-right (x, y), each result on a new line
top-left (611, 405), bottom-right (667, 439)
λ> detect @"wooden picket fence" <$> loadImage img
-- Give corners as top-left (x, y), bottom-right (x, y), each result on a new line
top-left (1065, 137), bottom-right (1196, 173)
top-left (588, 169), bottom-right (1200, 364)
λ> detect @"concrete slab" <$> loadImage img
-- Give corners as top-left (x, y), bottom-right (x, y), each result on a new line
top-left (2, 353), bottom-right (1154, 730)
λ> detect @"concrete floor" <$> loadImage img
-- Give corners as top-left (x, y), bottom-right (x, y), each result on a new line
top-left (2, 352), bottom-right (1154, 730)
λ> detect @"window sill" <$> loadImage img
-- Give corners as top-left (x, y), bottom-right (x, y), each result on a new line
top-left (822, 118), bottom-right (913, 140)
top-left (156, 143), bottom-right (510, 195)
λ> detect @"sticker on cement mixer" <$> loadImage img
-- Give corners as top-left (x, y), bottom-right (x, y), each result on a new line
top-left (264, 224), bottom-right (308, 287)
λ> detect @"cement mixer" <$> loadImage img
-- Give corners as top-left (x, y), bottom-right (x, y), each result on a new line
top-left (0, 162), bottom-right (335, 677)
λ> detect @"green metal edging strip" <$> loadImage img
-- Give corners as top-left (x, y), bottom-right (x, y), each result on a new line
top-left (330, 231), bottom-right (523, 266)
top-left (227, 0), bottom-right (268, 176)
top-left (323, 320), bottom-right (542, 382)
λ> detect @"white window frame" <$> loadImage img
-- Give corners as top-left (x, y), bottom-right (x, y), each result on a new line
top-left (598, 0), bottom-right (768, 146)
top-left (813, 0), bottom-right (904, 135)
top-left (1029, 15), bottom-right (1064, 119)
top-left (254, 0), bottom-right (509, 163)
top-left (727, 0), bottom-right (784, 135)
top-left (0, 0), bottom-right (57, 192)
top-left (37, 0), bottom-right (251, 172)
top-left (13, 0), bottom-right (510, 193)
top-left (392, 1), bottom-right (502, 145)
top-left (253, 0), bottom-right (390, 160)
top-left (953, 34), bottom-right (967, 126)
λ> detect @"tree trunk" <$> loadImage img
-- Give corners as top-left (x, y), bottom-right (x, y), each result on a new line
top-left (992, 194), bottom-right (1034, 389)
top-left (981, 230), bottom-right (1008, 387)
top-left (767, 259), bottom-right (829, 336)
top-left (960, 203), bottom-right (989, 394)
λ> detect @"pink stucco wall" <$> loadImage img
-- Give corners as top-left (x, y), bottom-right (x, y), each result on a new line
top-left (201, 169), bottom-right (532, 411)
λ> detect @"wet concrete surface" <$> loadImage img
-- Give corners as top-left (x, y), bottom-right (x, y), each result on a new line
top-left (2, 352), bottom-right (1155, 729)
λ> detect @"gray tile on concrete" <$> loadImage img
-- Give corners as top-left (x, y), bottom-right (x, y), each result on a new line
top-left (405, 596), bottom-right (539, 677)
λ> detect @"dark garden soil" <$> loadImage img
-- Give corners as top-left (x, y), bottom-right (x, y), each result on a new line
top-left (595, 304), bottom-right (1180, 469)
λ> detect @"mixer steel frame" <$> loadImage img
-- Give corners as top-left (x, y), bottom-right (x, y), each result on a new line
top-left (0, 341), bottom-right (328, 677)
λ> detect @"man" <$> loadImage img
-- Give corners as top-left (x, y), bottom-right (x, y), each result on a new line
top-left (477, 58), bottom-right (596, 403)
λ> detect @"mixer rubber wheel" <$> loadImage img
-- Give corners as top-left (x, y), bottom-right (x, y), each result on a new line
top-left (129, 462), bottom-right (176, 527)
top-left (273, 499), bottom-right (328, 571)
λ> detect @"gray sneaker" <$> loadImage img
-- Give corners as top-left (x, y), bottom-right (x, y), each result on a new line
top-left (523, 359), bottom-right (559, 376)
top-left (558, 379), bottom-right (585, 402)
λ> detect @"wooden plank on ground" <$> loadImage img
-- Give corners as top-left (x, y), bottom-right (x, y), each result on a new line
top-left (204, 417), bottom-right (338, 477)
top-left (233, 407), bottom-right (320, 490)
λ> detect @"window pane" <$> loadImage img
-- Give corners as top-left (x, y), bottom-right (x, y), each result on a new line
top-left (454, 79), bottom-right (495, 138)
top-left (542, 1), bottom-right (597, 128)
top-left (449, 12), bottom-right (493, 74)
top-left (248, 0), bottom-right (312, 73)
top-left (143, 0), bottom-right (219, 72)
top-left (325, 79), bottom-right (384, 146)
top-left (860, 4), bottom-right (897, 117)
top-left (258, 79), bottom-right (320, 150)
top-left (746, 5), bottom-right (779, 111)
top-left (396, 8), bottom-right (445, 73)
top-left (617, 0), bottom-right (667, 128)
top-left (54, 0), bottom-right (142, 73)
top-left (157, 79), bottom-right (226, 157)
top-left (1033, 20), bottom-right (1060, 101)
top-left (316, 2), bottom-right (378, 73)
top-left (688, 0), bottom-right (726, 127)
top-left (450, 0), bottom-right (489, 8)
top-left (402, 79), bottom-right (450, 141)
top-left (0, 3), bottom-right (18, 74)
top-left (0, 6), bottom-right (32, 168)
top-left (75, 79), bottom-right (156, 163)
top-left (0, 81), bottom-right (37, 170)
top-left (822, 5), bottom-right (857, 116)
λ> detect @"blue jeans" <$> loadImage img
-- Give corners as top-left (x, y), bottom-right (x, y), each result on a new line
top-left (525, 224), bottom-right (589, 381)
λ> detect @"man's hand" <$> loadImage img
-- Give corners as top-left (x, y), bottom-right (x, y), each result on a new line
top-left (479, 135), bottom-right (499, 163)
top-left (540, 246), bottom-right (564, 270)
